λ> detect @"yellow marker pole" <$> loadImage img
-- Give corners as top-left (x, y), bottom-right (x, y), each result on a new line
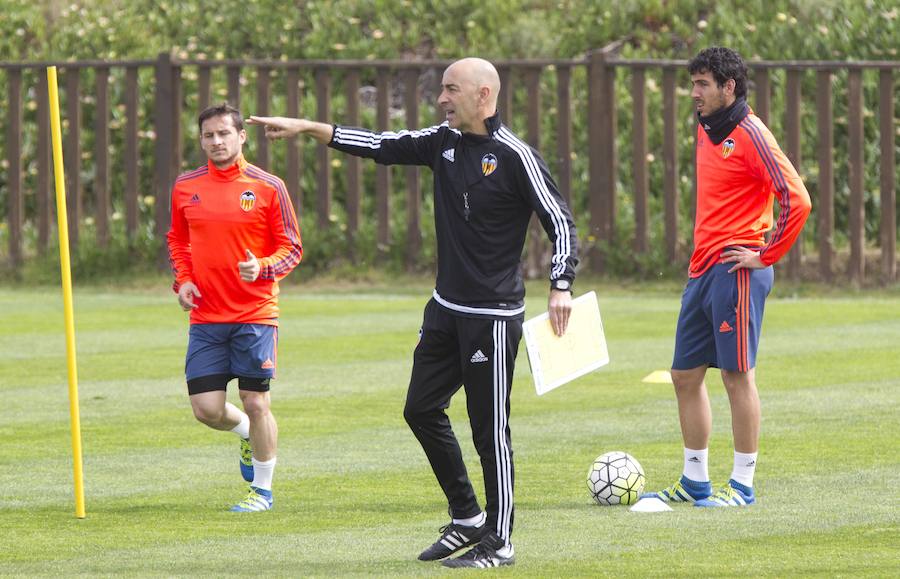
top-left (47, 66), bottom-right (86, 519)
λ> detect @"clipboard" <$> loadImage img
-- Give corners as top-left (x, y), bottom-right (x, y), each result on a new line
top-left (522, 291), bottom-right (609, 395)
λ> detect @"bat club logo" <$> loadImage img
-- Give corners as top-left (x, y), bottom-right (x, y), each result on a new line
top-left (239, 190), bottom-right (256, 212)
top-left (481, 153), bottom-right (498, 177)
top-left (722, 138), bottom-right (736, 159)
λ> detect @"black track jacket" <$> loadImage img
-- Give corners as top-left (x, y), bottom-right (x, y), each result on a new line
top-left (329, 112), bottom-right (578, 320)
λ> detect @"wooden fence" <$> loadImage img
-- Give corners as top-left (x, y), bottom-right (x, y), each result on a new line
top-left (2, 46), bottom-right (898, 282)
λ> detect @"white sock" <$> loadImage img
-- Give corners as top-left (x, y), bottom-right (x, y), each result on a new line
top-left (228, 405), bottom-right (250, 440)
top-left (682, 447), bottom-right (710, 482)
top-left (452, 511), bottom-right (485, 527)
top-left (496, 544), bottom-right (514, 558)
top-left (730, 451), bottom-right (758, 488)
top-left (251, 457), bottom-right (276, 491)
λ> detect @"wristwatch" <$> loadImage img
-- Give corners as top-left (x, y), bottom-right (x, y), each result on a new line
top-left (551, 278), bottom-right (572, 292)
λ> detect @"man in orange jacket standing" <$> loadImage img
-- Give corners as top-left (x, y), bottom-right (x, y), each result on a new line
top-left (642, 47), bottom-right (811, 508)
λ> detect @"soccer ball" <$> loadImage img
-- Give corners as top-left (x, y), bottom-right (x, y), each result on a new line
top-left (586, 451), bottom-right (646, 506)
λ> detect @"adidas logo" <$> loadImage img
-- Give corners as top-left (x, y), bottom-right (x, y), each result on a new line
top-left (261, 358), bottom-right (275, 370)
top-left (442, 148), bottom-right (455, 163)
top-left (688, 456), bottom-right (701, 463)
top-left (190, 193), bottom-right (201, 204)
top-left (719, 320), bottom-right (733, 333)
top-left (470, 349), bottom-right (488, 363)
top-left (745, 460), bottom-right (756, 467)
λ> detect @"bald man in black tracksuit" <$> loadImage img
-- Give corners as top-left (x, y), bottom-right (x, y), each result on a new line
top-left (250, 57), bottom-right (578, 569)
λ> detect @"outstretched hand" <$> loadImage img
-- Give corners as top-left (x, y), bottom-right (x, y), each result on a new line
top-left (247, 116), bottom-right (305, 140)
top-left (248, 116), bottom-right (334, 144)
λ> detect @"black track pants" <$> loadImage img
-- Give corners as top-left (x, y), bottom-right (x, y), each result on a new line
top-left (403, 299), bottom-right (522, 543)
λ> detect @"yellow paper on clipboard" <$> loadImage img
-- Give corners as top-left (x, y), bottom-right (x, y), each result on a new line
top-left (522, 291), bottom-right (609, 395)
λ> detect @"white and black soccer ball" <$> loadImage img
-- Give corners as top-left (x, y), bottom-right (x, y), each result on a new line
top-left (586, 451), bottom-right (646, 506)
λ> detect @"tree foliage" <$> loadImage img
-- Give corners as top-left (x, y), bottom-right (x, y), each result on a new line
top-left (5, 0), bottom-right (894, 62)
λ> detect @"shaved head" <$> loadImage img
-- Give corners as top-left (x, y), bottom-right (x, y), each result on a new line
top-left (448, 57), bottom-right (501, 107)
top-left (438, 57), bottom-right (501, 134)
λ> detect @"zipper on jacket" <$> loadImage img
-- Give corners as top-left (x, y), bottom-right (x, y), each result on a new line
top-left (463, 191), bottom-right (470, 222)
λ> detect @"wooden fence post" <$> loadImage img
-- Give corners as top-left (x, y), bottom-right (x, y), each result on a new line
top-left (64, 67), bottom-right (82, 248)
top-left (847, 68), bottom-right (865, 284)
top-left (344, 68), bottom-right (362, 247)
top-left (172, 63), bottom-right (183, 178)
top-left (94, 66), bottom-right (110, 247)
top-left (555, 64), bottom-right (572, 207)
top-left (631, 66), bottom-right (649, 254)
top-left (498, 66), bottom-right (513, 120)
top-left (524, 65), bottom-right (543, 279)
top-left (197, 64), bottom-right (211, 113)
top-left (286, 67), bottom-right (302, 211)
top-left (37, 69), bottom-right (53, 253)
top-left (255, 65), bottom-right (271, 170)
top-left (154, 52), bottom-right (175, 263)
top-left (125, 66), bottom-right (140, 238)
top-left (403, 67), bottom-right (422, 270)
top-left (315, 67), bottom-right (332, 228)
top-left (227, 65), bottom-right (241, 108)
top-left (753, 68), bottom-right (770, 125)
top-left (375, 67), bottom-right (392, 256)
top-left (662, 67), bottom-right (679, 263)
top-left (785, 69), bottom-right (803, 280)
top-left (879, 69), bottom-right (896, 283)
top-left (816, 70), bottom-right (834, 282)
top-left (587, 43), bottom-right (620, 272)
top-left (6, 69), bottom-right (23, 268)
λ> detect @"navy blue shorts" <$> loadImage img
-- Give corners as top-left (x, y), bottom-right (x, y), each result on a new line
top-left (673, 263), bottom-right (773, 372)
top-left (185, 323), bottom-right (278, 391)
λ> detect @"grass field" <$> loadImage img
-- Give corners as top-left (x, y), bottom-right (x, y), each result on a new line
top-left (1, 279), bottom-right (898, 577)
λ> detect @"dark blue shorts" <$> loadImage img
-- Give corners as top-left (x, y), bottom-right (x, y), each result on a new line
top-left (673, 263), bottom-right (773, 372)
top-left (185, 323), bottom-right (278, 384)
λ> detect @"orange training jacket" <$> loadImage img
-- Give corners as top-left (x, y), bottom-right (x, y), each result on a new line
top-left (690, 112), bottom-right (811, 277)
top-left (167, 157), bottom-right (302, 324)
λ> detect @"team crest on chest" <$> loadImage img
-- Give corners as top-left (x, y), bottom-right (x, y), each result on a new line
top-left (722, 138), bottom-right (735, 159)
top-left (481, 153), bottom-right (498, 177)
top-left (239, 190), bottom-right (256, 212)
